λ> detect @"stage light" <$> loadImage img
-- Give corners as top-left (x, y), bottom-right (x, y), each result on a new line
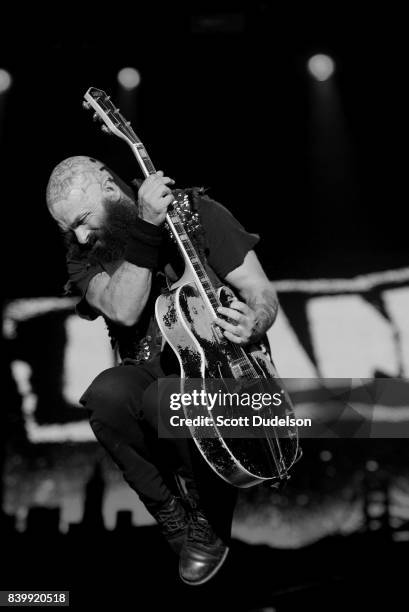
top-left (0, 68), bottom-right (12, 93)
top-left (307, 54), bottom-right (335, 81)
top-left (117, 67), bottom-right (141, 91)
top-left (366, 459), bottom-right (379, 472)
top-left (320, 450), bottom-right (332, 462)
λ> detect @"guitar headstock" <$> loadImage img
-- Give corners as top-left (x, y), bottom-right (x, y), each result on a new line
top-left (83, 87), bottom-right (139, 146)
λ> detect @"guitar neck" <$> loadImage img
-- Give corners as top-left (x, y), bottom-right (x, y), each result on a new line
top-left (128, 142), bottom-right (220, 316)
top-left (129, 141), bottom-right (156, 178)
top-left (83, 87), bottom-right (220, 315)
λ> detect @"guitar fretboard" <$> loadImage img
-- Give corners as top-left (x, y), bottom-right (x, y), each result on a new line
top-left (134, 145), bottom-right (156, 175)
top-left (167, 207), bottom-right (220, 312)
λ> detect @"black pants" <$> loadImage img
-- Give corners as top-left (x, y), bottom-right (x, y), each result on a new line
top-left (80, 354), bottom-right (237, 542)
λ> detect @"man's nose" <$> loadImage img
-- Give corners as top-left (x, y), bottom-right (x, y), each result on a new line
top-left (74, 227), bottom-right (91, 244)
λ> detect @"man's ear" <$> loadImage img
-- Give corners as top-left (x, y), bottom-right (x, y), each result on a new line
top-left (102, 177), bottom-right (121, 203)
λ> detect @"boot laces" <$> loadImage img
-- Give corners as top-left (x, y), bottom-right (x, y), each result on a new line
top-left (155, 498), bottom-right (186, 535)
top-left (188, 509), bottom-right (215, 545)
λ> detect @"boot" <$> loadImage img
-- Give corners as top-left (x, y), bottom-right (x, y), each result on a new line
top-left (151, 495), bottom-right (188, 554)
top-left (179, 499), bottom-right (229, 586)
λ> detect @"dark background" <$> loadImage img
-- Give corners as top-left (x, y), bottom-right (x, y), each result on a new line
top-left (1, 6), bottom-right (409, 610)
top-left (1, 4), bottom-right (408, 302)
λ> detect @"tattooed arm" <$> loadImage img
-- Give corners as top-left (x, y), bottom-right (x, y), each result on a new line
top-left (216, 250), bottom-right (279, 345)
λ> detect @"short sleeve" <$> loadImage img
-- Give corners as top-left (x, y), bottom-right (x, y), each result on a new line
top-left (64, 255), bottom-right (104, 320)
top-left (196, 195), bottom-right (260, 278)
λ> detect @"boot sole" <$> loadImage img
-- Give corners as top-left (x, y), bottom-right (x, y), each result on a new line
top-left (179, 546), bottom-right (229, 586)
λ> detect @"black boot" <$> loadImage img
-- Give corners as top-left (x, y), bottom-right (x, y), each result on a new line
top-left (179, 500), bottom-right (229, 586)
top-left (151, 495), bottom-right (188, 554)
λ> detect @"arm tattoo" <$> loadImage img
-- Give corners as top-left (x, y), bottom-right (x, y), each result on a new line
top-left (247, 287), bottom-right (279, 342)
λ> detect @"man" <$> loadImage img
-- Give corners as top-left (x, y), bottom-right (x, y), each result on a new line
top-left (46, 156), bottom-right (279, 585)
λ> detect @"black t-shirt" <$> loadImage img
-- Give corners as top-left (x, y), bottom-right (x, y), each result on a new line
top-left (66, 194), bottom-right (259, 306)
top-left (65, 191), bottom-right (260, 360)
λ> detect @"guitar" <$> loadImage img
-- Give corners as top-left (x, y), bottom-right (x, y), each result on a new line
top-left (83, 87), bottom-right (302, 488)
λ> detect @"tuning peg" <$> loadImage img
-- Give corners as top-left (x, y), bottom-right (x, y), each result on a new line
top-left (82, 101), bottom-right (91, 110)
top-left (93, 112), bottom-right (101, 122)
top-left (101, 125), bottom-right (110, 135)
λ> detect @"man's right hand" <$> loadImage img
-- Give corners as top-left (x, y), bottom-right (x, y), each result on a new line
top-left (138, 171), bottom-right (175, 226)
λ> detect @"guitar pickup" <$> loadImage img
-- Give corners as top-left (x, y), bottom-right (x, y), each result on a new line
top-left (231, 363), bottom-right (243, 378)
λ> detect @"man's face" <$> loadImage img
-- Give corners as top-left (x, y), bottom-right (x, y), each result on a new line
top-left (51, 183), bottom-right (106, 245)
top-left (51, 183), bottom-right (138, 263)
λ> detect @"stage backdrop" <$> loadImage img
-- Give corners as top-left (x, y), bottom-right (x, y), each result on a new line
top-left (3, 265), bottom-right (409, 548)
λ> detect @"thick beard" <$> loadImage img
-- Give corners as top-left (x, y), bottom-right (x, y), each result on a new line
top-left (65, 199), bottom-right (139, 265)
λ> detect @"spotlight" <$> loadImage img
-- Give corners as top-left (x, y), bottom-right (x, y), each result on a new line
top-left (366, 459), bottom-right (379, 472)
top-left (320, 450), bottom-right (332, 462)
top-left (307, 54), bottom-right (335, 82)
top-left (0, 69), bottom-right (12, 93)
top-left (117, 67), bottom-right (141, 91)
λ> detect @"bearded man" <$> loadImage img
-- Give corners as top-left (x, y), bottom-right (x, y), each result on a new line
top-left (46, 155), bottom-right (279, 585)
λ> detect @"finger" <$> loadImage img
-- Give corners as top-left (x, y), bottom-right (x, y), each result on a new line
top-left (162, 176), bottom-right (176, 185)
top-left (149, 178), bottom-right (174, 194)
top-left (155, 171), bottom-right (175, 185)
top-left (229, 300), bottom-right (251, 315)
top-left (223, 330), bottom-right (245, 345)
top-left (151, 183), bottom-right (172, 199)
top-left (217, 306), bottom-right (242, 323)
top-left (153, 175), bottom-right (173, 184)
top-left (216, 317), bottom-right (243, 335)
top-left (160, 184), bottom-right (172, 196)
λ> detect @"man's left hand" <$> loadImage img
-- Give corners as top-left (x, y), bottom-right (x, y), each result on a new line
top-left (216, 300), bottom-right (257, 345)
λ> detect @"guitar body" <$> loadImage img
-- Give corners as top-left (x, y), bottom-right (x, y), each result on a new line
top-left (155, 272), bottom-right (300, 488)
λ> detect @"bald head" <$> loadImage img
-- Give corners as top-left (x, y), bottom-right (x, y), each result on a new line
top-left (46, 156), bottom-right (113, 213)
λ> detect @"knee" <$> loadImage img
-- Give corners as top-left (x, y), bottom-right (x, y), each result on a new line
top-left (80, 366), bottom-right (140, 426)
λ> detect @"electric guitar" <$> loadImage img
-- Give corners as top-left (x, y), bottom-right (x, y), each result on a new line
top-left (83, 87), bottom-right (302, 487)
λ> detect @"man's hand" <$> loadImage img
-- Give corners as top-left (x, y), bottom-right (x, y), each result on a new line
top-left (216, 299), bottom-right (258, 345)
top-left (138, 171), bottom-right (175, 226)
